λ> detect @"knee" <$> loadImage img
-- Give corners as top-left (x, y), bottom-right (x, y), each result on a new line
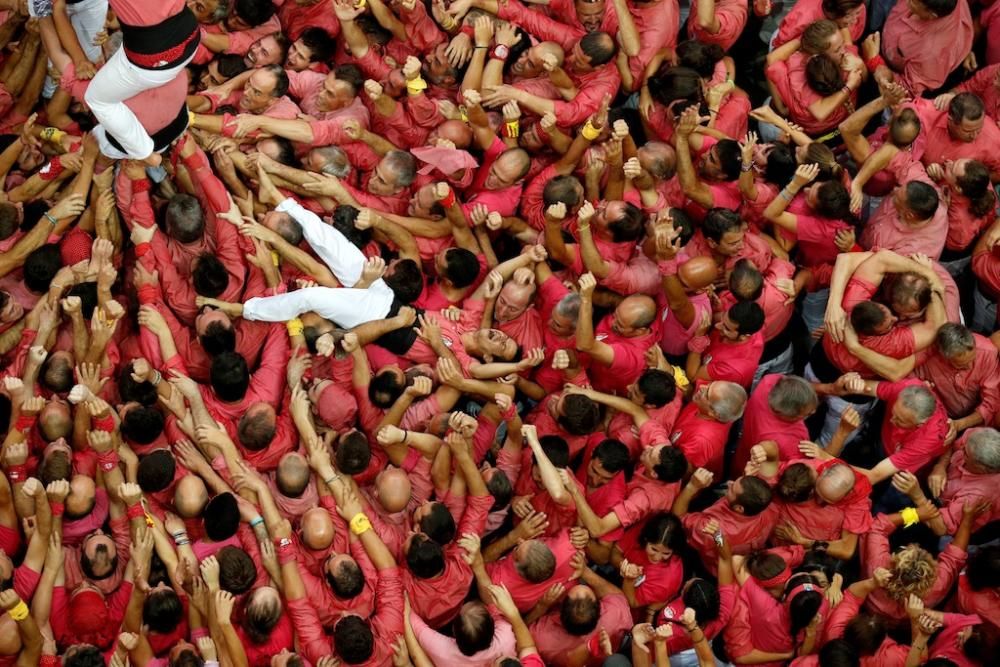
top-left (83, 85), bottom-right (102, 109)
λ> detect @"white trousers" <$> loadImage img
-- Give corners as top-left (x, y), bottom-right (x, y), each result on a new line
top-left (84, 43), bottom-right (195, 158)
top-left (242, 198), bottom-right (395, 328)
top-left (44, 0), bottom-right (108, 97)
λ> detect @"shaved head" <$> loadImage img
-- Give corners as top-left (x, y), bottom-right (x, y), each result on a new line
top-left (436, 120), bottom-right (473, 149)
top-left (66, 474), bottom-right (96, 518)
top-left (174, 474), bottom-right (210, 518)
top-left (377, 468), bottom-right (412, 513)
top-left (816, 464), bottom-right (856, 505)
top-left (678, 256), bottom-right (719, 291)
top-left (39, 401), bottom-right (72, 441)
top-left (617, 295), bottom-right (657, 331)
top-left (301, 507), bottom-right (335, 550)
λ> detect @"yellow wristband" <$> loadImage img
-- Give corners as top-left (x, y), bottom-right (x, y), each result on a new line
top-left (441, 15), bottom-right (457, 30)
top-left (286, 318), bottom-right (304, 337)
top-left (406, 77), bottom-right (428, 94)
top-left (271, 250), bottom-right (280, 267)
top-left (354, 0), bottom-right (366, 7)
top-left (188, 110), bottom-right (196, 126)
top-left (504, 120), bottom-right (520, 138)
top-left (900, 507), bottom-right (920, 527)
top-left (7, 600), bottom-right (29, 622)
top-left (672, 365), bottom-right (691, 393)
top-left (40, 127), bottom-right (66, 144)
top-left (350, 512), bottom-right (372, 535)
top-left (581, 121), bottom-right (601, 140)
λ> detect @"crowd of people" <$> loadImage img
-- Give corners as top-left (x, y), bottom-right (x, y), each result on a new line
top-left (0, 0), bottom-right (999, 665)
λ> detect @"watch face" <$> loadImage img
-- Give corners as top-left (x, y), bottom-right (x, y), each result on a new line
top-left (496, 45), bottom-right (509, 59)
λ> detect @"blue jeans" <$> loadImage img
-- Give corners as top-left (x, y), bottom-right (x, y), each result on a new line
top-left (804, 363), bottom-right (876, 447)
top-left (972, 282), bottom-right (997, 335)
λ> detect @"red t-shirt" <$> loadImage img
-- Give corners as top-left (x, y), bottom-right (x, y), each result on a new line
top-left (732, 373), bottom-right (810, 477)
top-left (876, 379), bottom-right (949, 473)
top-left (705, 331), bottom-right (765, 389)
top-left (670, 399), bottom-right (733, 480)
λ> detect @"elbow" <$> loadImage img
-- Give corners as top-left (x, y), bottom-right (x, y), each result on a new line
top-left (883, 368), bottom-right (909, 383)
top-left (551, 489), bottom-right (571, 506)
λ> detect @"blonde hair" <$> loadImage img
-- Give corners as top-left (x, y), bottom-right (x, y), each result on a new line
top-left (803, 143), bottom-right (844, 181)
top-left (885, 545), bottom-right (937, 601)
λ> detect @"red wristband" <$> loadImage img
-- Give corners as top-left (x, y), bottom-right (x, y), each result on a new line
top-left (864, 55), bottom-right (885, 71)
top-left (92, 414), bottom-right (116, 432)
top-left (49, 502), bottom-right (65, 517)
top-left (500, 401), bottom-right (517, 421)
top-left (39, 155), bottom-right (64, 182)
top-left (40, 656), bottom-right (60, 667)
top-left (439, 187), bottom-right (457, 209)
top-left (275, 539), bottom-right (297, 565)
top-left (96, 450), bottom-right (120, 472)
top-left (136, 282), bottom-right (159, 304)
top-left (14, 415), bottom-right (36, 432)
top-left (6, 465), bottom-right (28, 483)
top-left (126, 503), bottom-right (145, 520)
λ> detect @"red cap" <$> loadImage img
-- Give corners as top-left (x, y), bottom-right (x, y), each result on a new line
top-left (67, 589), bottom-right (114, 648)
top-left (59, 227), bottom-right (93, 266)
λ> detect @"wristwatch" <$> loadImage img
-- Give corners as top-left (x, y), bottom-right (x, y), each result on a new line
top-left (492, 44), bottom-right (510, 61)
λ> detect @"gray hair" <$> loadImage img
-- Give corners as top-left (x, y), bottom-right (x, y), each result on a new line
top-left (767, 375), bottom-right (818, 420)
top-left (313, 146), bottom-right (351, 178)
top-left (712, 381), bottom-right (747, 423)
top-left (935, 322), bottom-right (975, 359)
top-left (899, 386), bottom-right (937, 423)
top-left (966, 428), bottom-right (1000, 473)
top-left (554, 292), bottom-right (582, 322)
top-left (383, 150), bottom-right (417, 188)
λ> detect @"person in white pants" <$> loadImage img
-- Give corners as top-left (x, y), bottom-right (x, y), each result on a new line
top-left (43, 0), bottom-right (108, 98)
top-left (235, 198), bottom-right (398, 329)
top-left (82, 43), bottom-right (196, 160)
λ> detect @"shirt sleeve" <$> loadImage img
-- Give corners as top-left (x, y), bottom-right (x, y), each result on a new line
top-left (499, 0), bottom-right (578, 51)
top-left (925, 543), bottom-right (969, 607)
top-left (862, 513), bottom-right (895, 577)
top-left (248, 324), bottom-right (291, 406)
top-left (612, 489), bottom-right (652, 531)
top-left (371, 567), bottom-right (405, 647)
top-left (286, 597), bottom-right (332, 665)
top-left (552, 69), bottom-right (621, 127)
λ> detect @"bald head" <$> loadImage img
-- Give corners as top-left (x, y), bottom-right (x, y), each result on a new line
top-left (678, 256), bottom-right (719, 291)
top-left (616, 295), bottom-right (657, 334)
top-left (495, 281), bottom-right (536, 322)
top-left (301, 507), bottom-right (335, 550)
top-left (377, 468), bottom-right (412, 513)
top-left (174, 474), bottom-right (210, 518)
top-left (436, 120), bottom-right (473, 149)
top-left (66, 474), bottom-right (96, 519)
top-left (816, 464), bottom-right (856, 505)
top-left (39, 401), bottom-right (72, 441)
top-left (277, 453), bottom-right (311, 498)
top-left (638, 141), bottom-right (677, 180)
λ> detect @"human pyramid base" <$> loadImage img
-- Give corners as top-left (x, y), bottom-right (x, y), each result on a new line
top-left (0, 0), bottom-right (998, 665)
